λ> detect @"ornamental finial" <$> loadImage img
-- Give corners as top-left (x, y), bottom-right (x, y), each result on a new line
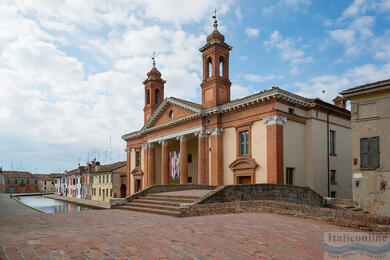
top-left (212, 9), bottom-right (218, 30)
top-left (152, 52), bottom-right (156, 68)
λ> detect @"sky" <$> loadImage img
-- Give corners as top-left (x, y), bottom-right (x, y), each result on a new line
top-left (1, 0), bottom-right (390, 173)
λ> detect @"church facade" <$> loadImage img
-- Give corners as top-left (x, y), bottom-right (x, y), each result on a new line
top-left (122, 20), bottom-right (352, 199)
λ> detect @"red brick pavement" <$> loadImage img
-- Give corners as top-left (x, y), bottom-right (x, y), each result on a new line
top-left (0, 209), bottom-right (354, 259)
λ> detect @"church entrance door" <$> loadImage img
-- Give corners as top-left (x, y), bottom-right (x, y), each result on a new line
top-left (238, 176), bottom-right (251, 184)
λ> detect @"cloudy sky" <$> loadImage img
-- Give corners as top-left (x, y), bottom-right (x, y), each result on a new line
top-left (1, 0), bottom-right (389, 173)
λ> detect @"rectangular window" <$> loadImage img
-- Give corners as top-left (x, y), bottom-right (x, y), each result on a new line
top-left (21, 179), bottom-right (24, 185)
top-left (188, 154), bottom-right (192, 163)
top-left (103, 175), bottom-right (105, 183)
top-left (7, 179), bottom-right (10, 184)
top-left (111, 175), bottom-right (113, 183)
top-left (35, 180), bottom-right (37, 184)
top-left (27, 179), bottom-right (29, 184)
top-left (110, 189), bottom-right (112, 197)
top-left (330, 170), bottom-right (336, 184)
top-left (99, 188), bottom-right (101, 196)
top-left (286, 168), bottom-right (294, 185)
top-left (15, 179), bottom-right (17, 184)
top-left (329, 130), bottom-right (336, 154)
top-left (360, 137), bottom-right (380, 168)
top-left (331, 191), bottom-right (336, 198)
top-left (239, 130), bottom-right (249, 156)
top-left (106, 189), bottom-right (108, 196)
top-left (99, 176), bottom-right (101, 183)
top-left (136, 151), bottom-right (141, 167)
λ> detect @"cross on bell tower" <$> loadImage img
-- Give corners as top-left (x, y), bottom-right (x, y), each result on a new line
top-left (199, 10), bottom-right (233, 108)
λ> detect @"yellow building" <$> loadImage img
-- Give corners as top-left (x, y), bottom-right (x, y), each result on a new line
top-left (36, 174), bottom-right (61, 193)
top-left (91, 161), bottom-right (127, 202)
top-left (341, 78), bottom-right (390, 216)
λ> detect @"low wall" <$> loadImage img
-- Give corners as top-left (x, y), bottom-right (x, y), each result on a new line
top-left (125, 184), bottom-right (216, 202)
top-left (197, 184), bottom-right (324, 207)
top-left (180, 200), bottom-right (390, 232)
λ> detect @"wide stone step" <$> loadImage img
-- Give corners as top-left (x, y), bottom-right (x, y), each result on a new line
top-left (133, 199), bottom-right (181, 207)
top-left (147, 194), bottom-right (201, 200)
top-left (142, 196), bottom-right (196, 203)
top-left (127, 202), bottom-right (180, 212)
top-left (118, 205), bottom-right (180, 217)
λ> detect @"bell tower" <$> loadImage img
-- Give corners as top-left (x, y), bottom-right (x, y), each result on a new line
top-left (200, 10), bottom-right (233, 108)
top-left (143, 54), bottom-right (165, 124)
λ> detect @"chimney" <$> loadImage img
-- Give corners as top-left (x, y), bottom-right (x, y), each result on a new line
top-left (332, 96), bottom-right (347, 109)
top-left (88, 163), bottom-right (92, 173)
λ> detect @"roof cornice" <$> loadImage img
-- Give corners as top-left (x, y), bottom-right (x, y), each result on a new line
top-left (122, 87), bottom-right (348, 141)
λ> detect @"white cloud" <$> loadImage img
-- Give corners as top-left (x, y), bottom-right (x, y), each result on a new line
top-left (244, 73), bottom-right (283, 83)
top-left (264, 30), bottom-right (313, 74)
top-left (245, 27), bottom-right (259, 37)
top-left (231, 84), bottom-right (256, 99)
top-left (262, 0), bottom-right (311, 14)
top-left (0, 0), bottom-right (238, 172)
top-left (294, 62), bottom-right (390, 101)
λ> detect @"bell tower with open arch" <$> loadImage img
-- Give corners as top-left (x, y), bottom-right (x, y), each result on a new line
top-left (200, 10), bottom-right (233, 108)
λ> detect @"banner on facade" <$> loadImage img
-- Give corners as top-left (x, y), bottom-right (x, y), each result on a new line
top-left (169, 151), bottom-right (180, 181)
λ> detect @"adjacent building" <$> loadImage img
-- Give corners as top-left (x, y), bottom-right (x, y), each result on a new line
top-left (341, 79), bottom-right (390, 216)
top-left (122, 18), bottom-right (352, 199)
top-left (35, 174), bottom-right (61, 193)
top-left (66, 168), bottom-right (82, 198)
top-left (0, 170), bottom-right (4, 193)
top-left (91, 161), bottom-right (127, 202)
top-left (54, 174), bottom-right (62, 195)
top-left (0, 171), bottom-right (38, 193)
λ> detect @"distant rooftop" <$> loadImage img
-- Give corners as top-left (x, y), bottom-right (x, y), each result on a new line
top-left (340, 78), bottom-right (390, 96)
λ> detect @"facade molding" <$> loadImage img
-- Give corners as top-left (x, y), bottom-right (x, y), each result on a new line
top-left (208, 127), bottom-right (224, 136)
top-left (147, 126), bottom-right (204, 144)
top-left (262, 115), bottom-right (287, 126)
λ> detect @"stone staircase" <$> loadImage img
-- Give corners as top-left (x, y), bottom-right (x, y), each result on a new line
top-left (115, 193), bottom-right (201, 217)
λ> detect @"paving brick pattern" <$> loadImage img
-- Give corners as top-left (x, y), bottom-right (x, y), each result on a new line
top-left (0, 209), bottom-right (353, 259)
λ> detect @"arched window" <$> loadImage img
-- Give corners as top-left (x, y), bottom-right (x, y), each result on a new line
top-left (146, 89), bottom-right (150, 104)
top-left (219, 57), bottom-right (224, 77)
top-left (155, 89), bottom-right (160, 104)
top-left (207, 57), bottom-right (212, 78)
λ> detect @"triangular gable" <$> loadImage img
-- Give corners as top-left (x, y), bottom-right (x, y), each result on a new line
top-left (142, 97), bottom-right (202, 130)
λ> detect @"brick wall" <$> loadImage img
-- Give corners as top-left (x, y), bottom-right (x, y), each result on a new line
top-left (180, 200), bottom-right (390, 232)
top-left (197, 184), bottom-right (324, 207)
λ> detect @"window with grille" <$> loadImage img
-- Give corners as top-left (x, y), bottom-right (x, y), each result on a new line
top-left (286, 168), bottom-right (294, 185)
top-left (329, 130), bottom-right (336, 154)
top-left (330, 170), bottom-right (336, 184)
top-left (136, 151), bottom-right (141, 167)
top-left (240, 131), bottom-right (249, 156)
top-left (360, 137), bottom-right (380, 168)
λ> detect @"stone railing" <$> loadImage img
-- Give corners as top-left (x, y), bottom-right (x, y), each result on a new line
top-left (196, 184), bottom-right (324, 207)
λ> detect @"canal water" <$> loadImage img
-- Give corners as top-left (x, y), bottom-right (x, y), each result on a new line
top-left (16, 196), bottom-right (95, 213)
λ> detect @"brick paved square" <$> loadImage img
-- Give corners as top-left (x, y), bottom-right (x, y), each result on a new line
top-left (0, 209), bottom-right (355, 259)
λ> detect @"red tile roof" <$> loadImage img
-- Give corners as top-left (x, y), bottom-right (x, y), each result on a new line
top-left (1, 171), bottom-right (34, 178)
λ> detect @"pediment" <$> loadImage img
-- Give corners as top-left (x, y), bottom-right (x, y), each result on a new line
top-left (142, 97), bottom-right (202, 130)
top-left (131, 167), bottom-right (144, 176)
top-left (229, 157), bottom-right (258, 171)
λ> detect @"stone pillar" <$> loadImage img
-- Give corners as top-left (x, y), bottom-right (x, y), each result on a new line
top-left (262, 115), bottom-right (287, 184)
top-left (179, 136), bottom-right (188, 184)
top-left (126, 147), bottom-right (131, 196)
top-left (161, 140), bottom-right (169, 185)
top-left (210, 128), bottom-right (224, 186)
top-left (197, 131), bottom-right (207, 185)
top-left (142, 143), bottom-right (148, 187)
top-left (147, 143), bottom-right (155, 186)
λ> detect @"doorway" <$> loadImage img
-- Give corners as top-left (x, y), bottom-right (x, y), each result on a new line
top-left (237, 176), bottom-right (251, 184)
top-left (136, 179), bottom-right (141, 192)
top-left (120, 184), bottom-right (126, 198)
top-left (102, 189), bottom-right (105, 201)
